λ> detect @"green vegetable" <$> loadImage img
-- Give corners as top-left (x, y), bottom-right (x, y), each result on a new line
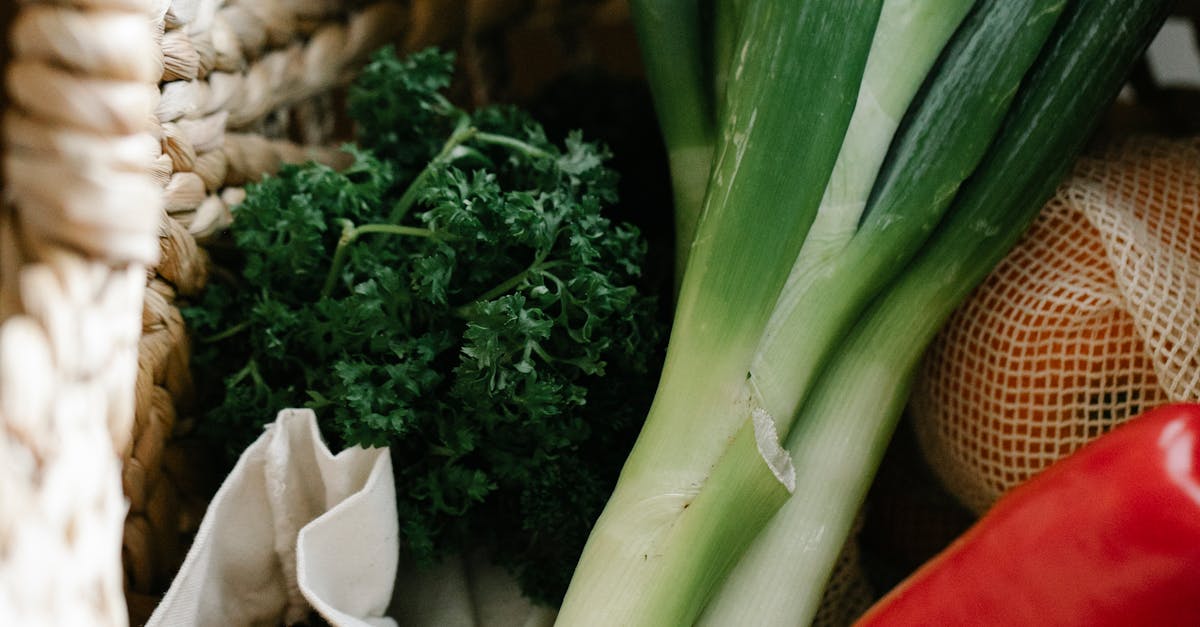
top-left (185, 47), bottom-right (662, 604)
top-left (559, 1), bottom-right (887, 623)
top-left (627, 0), bottom-right (714, 289)
top-left (706, 3), bottom-right (1174, 622)
top-left (560, 0), bottom-right (1168, 624)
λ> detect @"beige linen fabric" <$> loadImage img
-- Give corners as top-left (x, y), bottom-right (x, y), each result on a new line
top-left (148, 408), bottom-right (552, 626)
top-left (148, 409), bottom-right (397, 626)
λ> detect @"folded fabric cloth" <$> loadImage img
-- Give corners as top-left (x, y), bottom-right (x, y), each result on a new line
top-left (389, 552), bottom-right (556, 627)
top-left (147, 409), bottom-right (557, 626)
top-left (148, 409), bottom-right (398, 627)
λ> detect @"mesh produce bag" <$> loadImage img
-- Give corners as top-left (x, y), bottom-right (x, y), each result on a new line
top-left (811, 517), bottom-right (874, 627)
top-left (911, 135), bottom-right (1200, 514)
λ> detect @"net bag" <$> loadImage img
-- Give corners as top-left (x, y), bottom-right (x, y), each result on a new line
top-left (811, 517), bottom-right (874, 627)
top-left (910, 134), bottom-right (1200, 514)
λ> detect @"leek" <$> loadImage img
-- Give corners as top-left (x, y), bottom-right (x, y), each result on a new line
top-left (634, 0), bottom-right (1070, 621)
top-left (628, 0), bottom-right (715, 288)
top-left (703, 0), bottom-right (1173, 623)
top-left (557, 0), bottom-right (1170, 623)
top-left (557, 2), bottom-right (883, 624)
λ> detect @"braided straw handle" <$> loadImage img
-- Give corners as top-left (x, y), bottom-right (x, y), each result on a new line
top-left (126, 0), bottom-right (407, 610)
top-left (0, 0), bottom-right (642, 619)
top-left (1, 0), bottom-right (162, 623)
top-left (124, 4), bottom-right (646, 614)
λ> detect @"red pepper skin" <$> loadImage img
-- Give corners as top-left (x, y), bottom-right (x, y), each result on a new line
top-left (855, 403), bottom-right (1200, 627)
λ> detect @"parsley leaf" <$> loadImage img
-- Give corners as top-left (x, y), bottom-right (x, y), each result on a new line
top-left (186, 46), bottom-right (663, 605)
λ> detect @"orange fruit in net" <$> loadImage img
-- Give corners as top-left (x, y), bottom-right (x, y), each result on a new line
top-left (910, 135), bottom-right (1200, 514)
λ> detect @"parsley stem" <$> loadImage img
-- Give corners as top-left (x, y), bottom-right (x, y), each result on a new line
top-left (453, 260), bottom-right (565, 317)
top-left (230, 358), bottom-right (266, 390)
top-left (474, 131), bottom-right (553, 160)
top-left (202, 320), bottom-right (251, 343)
top-left (352, 224), bottom-right (438, 239)
top-left (322, 220), bottom-right (361, 299)
top-left (321, 220), bottom-right (438, 299)
top-left (472, 271), bottom-right (529, 304)
top-left (391, 116), bottom-right (477, 222)
top-left (390, 120), bottom-right (551, 223)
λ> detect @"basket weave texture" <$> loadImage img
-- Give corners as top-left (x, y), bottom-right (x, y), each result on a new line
top-left (125, 0), bottom-right (401, 605)
top-left (28, 0), bottom-right (1190, 623)
top-left (2, 0), bottom-right (161, 622)
top-left (2, 0), bottom-right (639, 623)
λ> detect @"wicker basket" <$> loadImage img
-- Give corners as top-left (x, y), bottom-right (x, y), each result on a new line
top-left (0, 1), bottom-right (640, 623)
top-left (2, 0), bottom-right (1195, 625)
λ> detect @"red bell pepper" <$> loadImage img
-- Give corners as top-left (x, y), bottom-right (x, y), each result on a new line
top-left (856, 403), bottom-right (1200, 627)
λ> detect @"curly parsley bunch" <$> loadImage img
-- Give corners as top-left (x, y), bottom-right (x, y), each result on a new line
top-left (186, 47), bottom-right (661, 603)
